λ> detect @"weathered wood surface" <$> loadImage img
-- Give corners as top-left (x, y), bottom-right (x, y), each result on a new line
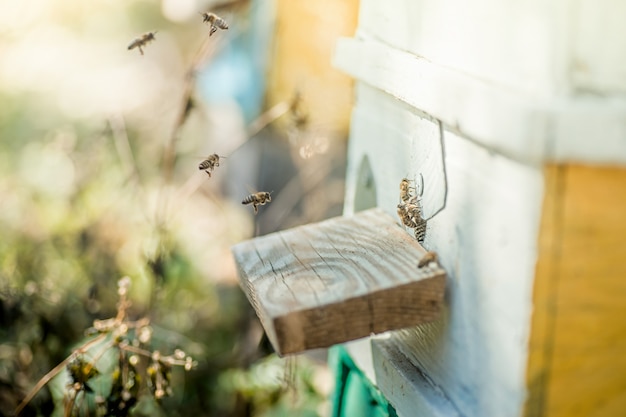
top-left (525, 164), bottom-right (626, 417)
top-left (334, 37), bottom-right (626, 166)
top-left (371, 337), bottom-right (460, 417)
top-left (231, 208), bottom-right (446, 355)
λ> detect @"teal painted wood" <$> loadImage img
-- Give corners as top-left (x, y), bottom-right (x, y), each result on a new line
top-left (330, 346), bottom-right (398, 417)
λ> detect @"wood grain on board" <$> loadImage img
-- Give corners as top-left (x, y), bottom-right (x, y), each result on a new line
top-left (231, 208), bottom-right (446, 355)
top-left (526, 164), bottom-right (626, 417)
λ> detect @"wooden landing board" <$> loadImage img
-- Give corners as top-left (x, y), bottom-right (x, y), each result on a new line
top-left (231, 208), bottom-right (446, 355)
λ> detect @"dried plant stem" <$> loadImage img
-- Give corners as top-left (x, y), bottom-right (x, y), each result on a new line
top-left (261, 156), bottom-right (333, 231)
top-left (154, 34), bottom-right (223, 252)
top-left (109, 115), bottom-right (140, 184)
top-left (118, 343), bottom-right (152, 358)
top-left (64, 387), bottom-right (87, 417)
top-left (162, 35), bottom-right (222, 184)
top-left (64, 390), bottom-right (77, 417)
top-left (15, 333), bottom-right (108, 416)
top-left (246, 101), bottom-right (290, 138)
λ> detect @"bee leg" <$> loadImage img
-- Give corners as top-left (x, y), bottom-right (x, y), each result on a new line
top-left (253, 204), bottom-right (259, 214)
top-left (205, 170), bottom-right (211, 177)
top-left (139, 46), bottom-right (144, 56)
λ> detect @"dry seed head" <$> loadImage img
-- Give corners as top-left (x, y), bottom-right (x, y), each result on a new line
top-left (117, 276), bottom-right (131, 295)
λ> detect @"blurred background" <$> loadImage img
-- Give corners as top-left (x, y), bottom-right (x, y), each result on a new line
top-left (0, 0), bottom-right (358, 415)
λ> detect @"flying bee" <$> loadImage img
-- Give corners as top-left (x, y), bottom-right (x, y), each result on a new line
top-left (200, 12), bottom-right (228, 36)
top-left (127, 31), bottom-right (157, 55)
top-left (288, 89), bottom-right (309, 130)
top-left (242, 191), bottom-right (272, 214)
top-left (198, 154), bottom-right (226, 177)
top-left (418, 251), bottom-right (438, 268)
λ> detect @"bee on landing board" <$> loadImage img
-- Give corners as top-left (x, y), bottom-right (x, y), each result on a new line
top-left (199, 12), bottom-right (228, 36)
top-left (128, 31), bottom-right (157, 55)
top-left (198, 154), bottom-right (226, 177)
top-left (242, 191), bottom-right (272, 214)
top-left (418, 251), bottom-right (438, 268)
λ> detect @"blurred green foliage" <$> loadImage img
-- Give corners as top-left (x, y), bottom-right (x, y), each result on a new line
top-left (0, 1), bottom-right (329, 416)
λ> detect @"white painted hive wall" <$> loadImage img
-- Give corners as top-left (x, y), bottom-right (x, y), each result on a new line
top-left (344, 82), bottom-right (544, 417)
top-left (337, 1), bottom-right (626, 415)
top-left (357, 0), bottom-right (626, 96)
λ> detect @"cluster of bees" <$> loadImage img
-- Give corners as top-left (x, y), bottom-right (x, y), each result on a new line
top-left (127, 12), bottom-right (228, 55)
top-left (128, 14), bottom-right (272, 216)
top-left (397, 178), bottom-right (427, 243)
top-left (396, 178), bottom-right (440, 269)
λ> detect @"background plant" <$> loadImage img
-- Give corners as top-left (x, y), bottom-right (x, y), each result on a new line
top-left (0, 0), bottom-right (340, 416)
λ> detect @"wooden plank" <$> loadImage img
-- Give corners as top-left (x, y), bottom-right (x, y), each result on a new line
top-left (355, 0), bottom-right (626, 95)
top-left (525, 164), bottom-right (626, 417)
top-left (371, 337), bottom-right (461, 417)
top-left (334, 36), bottom-right (548, 165)
top-left (231, 208), bottom-right (446, 355)
top-left (355, 0), bottom-right (564, 96)
top-left (334, 37), bottom-right (626, 166)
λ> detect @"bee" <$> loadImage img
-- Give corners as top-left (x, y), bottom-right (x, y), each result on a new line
top-left (418, 251), bottom-right (438, 268)
top-left (288, 89), bottom-right (309, 130)
top-left (399, 178), bottom-right (415, 203)
top-left (397, 203), bottom-right (416, 228)
top-left (198, 154), bottom-right (226, 177)
top-left (200, 12), bottom-right (228, 36)
top-left (127, 31), bottom-right (157, 55)
top-left (397, 175), bottom-right (427, 242)
top-left (242, 191), bottom-right (272, 214)
top-left (414, 220), bottom-right (427, 243)
top-left (397, 201), bottom-right (424, 228)
top-left (397, 201), bottom-right (427, 243)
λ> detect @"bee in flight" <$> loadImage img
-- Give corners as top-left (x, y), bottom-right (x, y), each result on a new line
top-left (199, 12), bottom-right (229, 36)
top-left (128, 31), bottom-right (157, 55)
top-left (198, 154), bottom-right (226, 177)
top-left (242, 191), bottom-right (272, 214)
top-left (288, 89), bottom-right (309, 130)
